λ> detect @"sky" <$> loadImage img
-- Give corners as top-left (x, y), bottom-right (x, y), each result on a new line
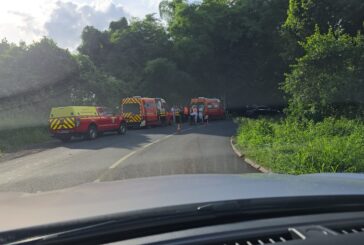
top-left (0, 0), bottom-right (163, 50)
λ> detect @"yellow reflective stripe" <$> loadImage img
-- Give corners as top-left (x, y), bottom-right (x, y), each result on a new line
top-left (126, 115), bottom-right (141, 122)
top-left (122, 98), bottom-right (141, 105)
top-left (123, 112), bottom-right (132, 117)
top-left (65, 118), bottom-right (75, 127)
top-left (50, 119), bottom-right (58, 128)
top-left (53, 120), bottom-right (60, 130)
top-left (63, 120), bottom-right (71, 128)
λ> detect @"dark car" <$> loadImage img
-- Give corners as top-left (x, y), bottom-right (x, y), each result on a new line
top-left (246, 105), bottom-right (282, 118)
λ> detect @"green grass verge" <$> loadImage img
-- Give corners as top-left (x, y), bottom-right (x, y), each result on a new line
top-left (0, 126), bottom-right (51, 155)
top-left (236, 117), bottom-right (364, 174)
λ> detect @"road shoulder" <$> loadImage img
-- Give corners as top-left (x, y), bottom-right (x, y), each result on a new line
top-left (0, 140), bottom-right (60, 163)
top-left (230, 136), bottom-right (271, 173)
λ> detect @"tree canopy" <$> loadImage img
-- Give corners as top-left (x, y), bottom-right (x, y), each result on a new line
top-left (1, 0), bottom-right (363, 129)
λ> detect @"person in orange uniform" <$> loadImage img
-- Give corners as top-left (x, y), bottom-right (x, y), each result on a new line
top-left (183, 106), bottom-right (189, 122)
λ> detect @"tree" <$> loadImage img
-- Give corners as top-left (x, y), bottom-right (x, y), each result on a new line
top-left (282, 0), bottom-right (364, 61)
top-left (141, 58), bottom-right (193, 103)
top-left (283, 27), bottom-right (364, 120)
top-left (71, 54), bottom-right (129, 108)
top-left (109, 17), bottom-right (128, 32)
top-left (79, 14), bottom-right (173, 101)
top-left (78, 26), bottom-right (110, 66)
top-left (161, 0), bottom-right (288, 107)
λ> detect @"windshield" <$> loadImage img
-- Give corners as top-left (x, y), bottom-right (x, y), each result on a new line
top-left (0, 0), bottom-right (363, 214)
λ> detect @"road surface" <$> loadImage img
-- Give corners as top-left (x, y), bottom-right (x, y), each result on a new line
top-left (0, 120), bottom-right (257, 193)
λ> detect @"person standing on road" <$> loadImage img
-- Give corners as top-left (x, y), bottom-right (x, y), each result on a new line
top-left (183, 106), bottom-right (189, 123)
top-left (204, 114), bottom-right (209, 126)
top-left (175, 107), bottom-right (182, 133)
top-left (191, 105), bottom-right (198, 125)
top-left (171, 105), bottom-right (176, 124)
top-left (198, 104), bottom-right (204, 124)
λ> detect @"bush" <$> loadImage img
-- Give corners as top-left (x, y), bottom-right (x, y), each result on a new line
top-left (236, 117), bottom-right (364, 174)
top-left (283, 28), bottom-right (364, 121)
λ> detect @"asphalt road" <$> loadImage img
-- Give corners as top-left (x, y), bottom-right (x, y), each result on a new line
top-left (0, 120), bottom-right (257, 193)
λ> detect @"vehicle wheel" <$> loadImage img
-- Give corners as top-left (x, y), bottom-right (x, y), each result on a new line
top-left (59, 135), bottom-right (71, 142)
top-left (118, 123), bottom-right (127, 135)
top-left (87, 125), bottom-right (98, 140)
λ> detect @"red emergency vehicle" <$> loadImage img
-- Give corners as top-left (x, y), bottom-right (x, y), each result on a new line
top-left (49, 106), bottom-right (126, 142)
top-left (190, 97), bottom-right (225, 120)
top-left (121, 97), bottom-right (172, 128)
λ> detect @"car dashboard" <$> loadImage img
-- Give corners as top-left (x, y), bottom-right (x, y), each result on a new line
top-left (115, 211), bottom-right (364, 245)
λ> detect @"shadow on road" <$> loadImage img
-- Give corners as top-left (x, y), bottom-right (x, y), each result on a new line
top-left (3, 120), bottom-right (238, 156)
top-left (60, 120), bottom-right (237, 150)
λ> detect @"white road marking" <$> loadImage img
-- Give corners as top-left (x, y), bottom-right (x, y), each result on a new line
top-left (109, 151), bottom-right (137, 169)
top-left (97, 127), bottom-right (194, 182)
top-left (142, 142), bottom-right (155, 148)
top-left (164, 134), bottom-right (174, 139)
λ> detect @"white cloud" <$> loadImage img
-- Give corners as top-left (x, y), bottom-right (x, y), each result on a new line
top-left (0, 0), bottom-right (161, 50)
top-left (44, 1), bottom-right (129, 50)
top-left (119, 0), bottom-right (162, 18)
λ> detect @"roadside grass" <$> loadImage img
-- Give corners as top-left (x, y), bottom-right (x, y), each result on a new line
top-left (236, 117), bottom-right (364, 174)
top-left (0, 126), bottom-right (51, 155)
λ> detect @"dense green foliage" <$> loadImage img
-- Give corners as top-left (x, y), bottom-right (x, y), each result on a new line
top-left (237, 118), bottom-right (364, 174)
top-left (282, 0), bottom-right (364, 61)
top-left (77, 0), bottom-right (289, 106)
top-left (283, 28), bottom-right (364, 120)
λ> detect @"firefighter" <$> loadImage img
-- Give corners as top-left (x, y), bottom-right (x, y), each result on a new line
top-left (175, 107), bottom-right (182, 133)
top-left (183, 106), bottom-right (189, 122)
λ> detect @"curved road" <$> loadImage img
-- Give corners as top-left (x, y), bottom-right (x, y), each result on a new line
top-left (0, 120), bottom-right (256, 193)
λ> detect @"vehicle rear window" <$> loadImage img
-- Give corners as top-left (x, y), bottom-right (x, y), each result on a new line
top-left (123, 103), bottom-right (140, 114)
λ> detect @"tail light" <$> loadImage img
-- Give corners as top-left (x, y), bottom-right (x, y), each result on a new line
top-left (75, 117), bottom-right (81, 127)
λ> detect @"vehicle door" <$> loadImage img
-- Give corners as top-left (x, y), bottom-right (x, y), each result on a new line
top-left (208, 102), bottom-right (219, 117)
top-left (97, 107), bottom-right (113, 131)
top-left (104, 107), bottom-right (119, 129)
top-left (206, 103), bottom-right (214, 117)
top-left (144, 101), bottom-right (158, 122)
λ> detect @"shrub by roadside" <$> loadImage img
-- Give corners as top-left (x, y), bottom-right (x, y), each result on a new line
top-left (236, 117), bottom-right (364, 174)
top-left (0, 126), bottom-right (50, 156)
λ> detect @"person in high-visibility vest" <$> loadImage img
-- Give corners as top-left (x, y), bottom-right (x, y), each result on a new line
top-left (183, 106), bottom-right (189, 122)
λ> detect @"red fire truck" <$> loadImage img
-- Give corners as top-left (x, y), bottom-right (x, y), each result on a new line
top-left (49, 106), bottom-right (126, 142)
top-left (121, 97), bottom-right (172, 128)
top-left (190, 97), bottom-right (225, 120)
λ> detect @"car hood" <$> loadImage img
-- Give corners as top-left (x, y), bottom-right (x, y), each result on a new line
top-left (0, 173), bottom-right (364, 231)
